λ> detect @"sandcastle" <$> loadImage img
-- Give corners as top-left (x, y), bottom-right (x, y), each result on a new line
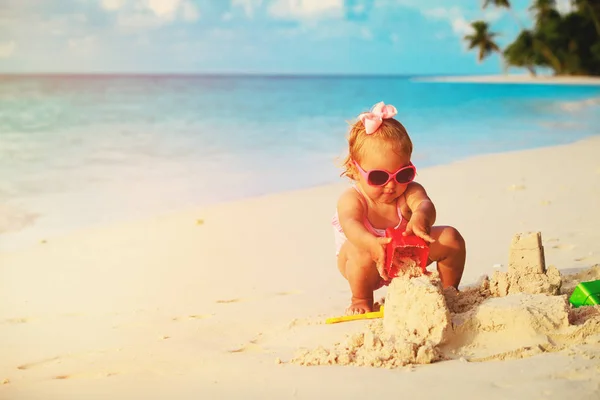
top-left (381, 275), bottom-right (452, 364)
top-left (489, 231), bottom-right (562, 296)
top-left (291, 231), bottom-right (600, 368)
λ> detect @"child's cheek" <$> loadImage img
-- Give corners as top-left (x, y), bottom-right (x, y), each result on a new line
top-left (366, 186), bottom-right (384, 198)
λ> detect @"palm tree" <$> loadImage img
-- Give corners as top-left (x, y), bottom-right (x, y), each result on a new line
top-left (529, 0), bottom-right (564, 73)
top-left (503, 30), bottom-right (539, 75)
top-left (484, 0), bottom-right (563, 73)
top-left (530, 0), bottom-right (558, 23)
top-left (559, 7), bottom-right (599, 74)
top-left (464, 21), bottom-right (501, 63)
top-left (572, 0), bottom-right (600, 34)
top-left (482, 0), bottom-right (511, 8)
top-left (482, 0), bottom-right (524, 28)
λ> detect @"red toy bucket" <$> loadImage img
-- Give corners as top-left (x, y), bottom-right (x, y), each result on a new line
top-left (384, 227), bottom-right (430, 278)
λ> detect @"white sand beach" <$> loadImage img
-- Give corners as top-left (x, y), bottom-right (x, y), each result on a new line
top-left (2, 137), bottom-right (600, 399)
top-left (415, 74), bottom-right (600, 85)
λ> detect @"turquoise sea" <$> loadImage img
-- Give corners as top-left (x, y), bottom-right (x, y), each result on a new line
top-left (1, 75), bottom-right (599, 250)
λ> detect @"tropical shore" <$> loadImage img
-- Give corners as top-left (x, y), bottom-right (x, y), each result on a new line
top-left (2, 136), bottom-right (600, 399)
top-left (415, 74), bottom-right (600, 85)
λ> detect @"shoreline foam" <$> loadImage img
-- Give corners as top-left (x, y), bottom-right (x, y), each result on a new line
top-left (3, 135), bottom-right (600, 255)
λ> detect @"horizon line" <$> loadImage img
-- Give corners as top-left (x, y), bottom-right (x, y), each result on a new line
top-left (0, 72), bottom-right (482, 79)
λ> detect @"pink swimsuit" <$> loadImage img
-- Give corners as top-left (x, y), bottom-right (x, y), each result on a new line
top-left (331, 187), bottom-right (407, 256)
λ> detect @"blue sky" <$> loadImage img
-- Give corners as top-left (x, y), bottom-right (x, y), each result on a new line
top-left (0, 0), bottom-right (573, 74)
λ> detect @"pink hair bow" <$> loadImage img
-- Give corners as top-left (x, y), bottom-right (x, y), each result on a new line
top-left (358, 101), bottom-right (398, 134)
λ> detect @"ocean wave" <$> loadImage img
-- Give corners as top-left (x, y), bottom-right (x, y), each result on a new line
top-left (557, 96), bottom-right (600, 112)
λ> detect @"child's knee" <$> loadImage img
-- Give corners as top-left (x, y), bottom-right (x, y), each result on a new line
top-left (440, 226), bottom-right (466, 251)
top-left (347, 248), bottom-right (376, 273)
top-left (350, 249), bottom-right (374, 269)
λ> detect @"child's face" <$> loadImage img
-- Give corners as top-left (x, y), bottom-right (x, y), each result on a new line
top-left (355, 139), bottom-right (412, 203)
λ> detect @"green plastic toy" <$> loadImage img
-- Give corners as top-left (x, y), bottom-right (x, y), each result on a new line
top-left (569, 279), bottom-right (600, 307)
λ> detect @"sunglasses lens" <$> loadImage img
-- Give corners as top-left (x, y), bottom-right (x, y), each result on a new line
top-left (368, 170), bottom-right (390, 186)
top-left (395, 167), bottom-right (416, 183)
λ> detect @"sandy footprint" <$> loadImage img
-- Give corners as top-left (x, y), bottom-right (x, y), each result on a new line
top-left (4, 317), bottom-right (29, 324)
top-left (288, 317), bottom-right (325, 328)
top-left (217, 290), bottom-right (303, 305)
top-left (551, 243), bottom-right (576, 250)
top-left (52, 371), bottom-right (120, 380)
top-left (275, 290), bottom-right (303, 296)
top-left (17, 356), bottom-right (62, 370)
top-left (215, 298), bottom-right (243, 304)
top-left (228, 342), bottom-right (266, 354)
top-left (171, 314), bottom-right (213, 321)
top-left (16, 348), bottom-right (122, 372)
top-left (552, 364), bottom-right (600, 381)
top-left (228, 334), bottom-right (268, 354)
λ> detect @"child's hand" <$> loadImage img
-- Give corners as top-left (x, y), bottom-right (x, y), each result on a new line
top-left (367, 236), bottom-right (392, 280)
top-left (403, 213), bottom-right (436, 243)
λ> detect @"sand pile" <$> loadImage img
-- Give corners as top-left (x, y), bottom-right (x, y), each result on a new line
top-left (447, 293), bottom-right (572, 362)
top-left (489, 232), bottom-right (561, 296)
top-left (387, 250), bottom-right (427, 278)
top-left (291, 232), bottom-right (600, 368)
top-left (382, 275), bottom-right (451, 363)
top-left (292, 272), bottom-right (450, 368)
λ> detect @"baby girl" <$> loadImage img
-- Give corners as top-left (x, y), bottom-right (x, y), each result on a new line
top-left (332, 102), bottom-right (466, 315)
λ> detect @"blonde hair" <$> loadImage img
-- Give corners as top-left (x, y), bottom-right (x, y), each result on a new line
top-left (340, 117), bottom-right (413, 180)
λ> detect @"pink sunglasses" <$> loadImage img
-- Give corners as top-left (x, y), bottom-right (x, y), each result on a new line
top-left (353, 160), bottom-right (416, 186)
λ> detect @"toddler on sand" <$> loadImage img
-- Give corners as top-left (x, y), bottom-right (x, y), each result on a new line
top-left (332, 101), bottom-right (466, 315)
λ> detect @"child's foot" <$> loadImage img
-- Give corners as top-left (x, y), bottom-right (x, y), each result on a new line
top-left (345, 297), bottom-right (373, 315)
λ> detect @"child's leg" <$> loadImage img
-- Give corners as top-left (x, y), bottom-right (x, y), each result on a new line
top-left (337, 240), bottom-right (383, 315)
top-left (427, 226), bottom-right (466, 289)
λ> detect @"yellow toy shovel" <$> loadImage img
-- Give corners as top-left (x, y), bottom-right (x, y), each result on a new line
top-left (325, 306), bottom-right (385, 324)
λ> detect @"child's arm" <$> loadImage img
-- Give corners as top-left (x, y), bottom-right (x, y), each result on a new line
top-left (403, 182), bottom-right (436, 242)
top-left (337, 190), bottom-right (392, 278)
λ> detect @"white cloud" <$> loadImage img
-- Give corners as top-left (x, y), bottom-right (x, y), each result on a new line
top-left (451, 17), bottom-right (473, 35)
top-left (101, 0), bottom-right (126, 11)
top-left (112, 0), bottom-right (200, 29)
top-left (181, 1), bottom-right (200, 21)
top-left (144, 0), bottom-right (181, 19)
top-left (0, 41), bottom-right (16, 58)
top-left (117, 12), bottom-right (166, 29)
top-left (268, 0), bottom-right (344, 19)
top-left (232, 0), bottom-right (262, 18)
top-left (483, 8), bottom-right (503, 22)
top-left (423, 7), bottom-right (473, 36)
